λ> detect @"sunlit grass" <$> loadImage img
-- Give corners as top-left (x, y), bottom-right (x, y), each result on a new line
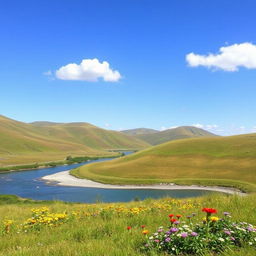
top-left (0, 193), bottom-right (255, 256)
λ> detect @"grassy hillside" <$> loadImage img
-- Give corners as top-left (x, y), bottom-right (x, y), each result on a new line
top-left (31, 122), bottom-right (150, 150)
top-left (130, 126), bottom-right (217, 145)
top-left (0, 193), bottom-right (255, 256)
top-left (0, 115), bottom-right (148, 166)
top-left (121, 128), bottom-right (159, 135)
top-left (72, 133), bottom-right (256, 192)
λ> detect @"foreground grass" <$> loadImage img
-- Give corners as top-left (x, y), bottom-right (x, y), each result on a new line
top-left (0, 194), bottom-right (255, 256)
top-left (71, 134), bottom-right (256, 193)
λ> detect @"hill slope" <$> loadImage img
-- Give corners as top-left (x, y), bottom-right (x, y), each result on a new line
top-left (0, 115), bottom-right (149, 166)
top-left (31, 122), bottom-right (150, 150)
top-left (121, 128), bottom-right (159, 135)
top-left (129, 126), bottom-right (217, 145)
top-left (72, 133), bottom-right (256, 192)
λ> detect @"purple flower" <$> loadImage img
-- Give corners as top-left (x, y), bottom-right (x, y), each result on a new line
top-left (190, 232), bottom-right (198, 237)
top-left (165, 237), bottom-right (171, 242)
top-left (247, 227), bottom-right (254, 232)
top-left (166, 231), bottom-right (171, 235)
top-left (170, 227), bottom-right (179, 233)
top-left (181, 232), bottom-right (188, 238)
top-left (158, 228), bottom-right (164, 233)
top-left (223, 212), bottom-right (230, 216)
top-left (224, 230), bottom-right (231, 236)
top-left (174, 221), bottom-right (180, 225)
top-left (230, 237), bottom-right (235, 241)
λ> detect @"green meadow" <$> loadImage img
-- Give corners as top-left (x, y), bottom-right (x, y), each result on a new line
top-left (0, 194), bottom-right (255, 256)
top-left (72, 133), bottom-right (256, 193)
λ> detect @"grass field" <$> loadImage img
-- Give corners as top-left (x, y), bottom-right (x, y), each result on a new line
top-left (71, 134), bottom-right (256, 193)
top-left (0, 193), bottom-right (255, 256)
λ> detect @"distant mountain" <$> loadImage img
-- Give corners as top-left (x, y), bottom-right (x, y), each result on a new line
top-left (31, 122), bottom-right (150, 150)
top-left (30, 121), bottom-right (64, 126)
top-left (0, 115), bottom-right (149, 166)
top-left (121, 128), bottom-right (159, 136)
top-left (124, 126), bottom-right (217, 145)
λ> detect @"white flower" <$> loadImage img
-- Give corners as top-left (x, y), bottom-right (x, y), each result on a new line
top-left (218, 238), bottom-right (225, 242)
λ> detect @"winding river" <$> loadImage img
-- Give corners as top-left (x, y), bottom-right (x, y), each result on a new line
top-left (0, 153), bottom-right (215, 203)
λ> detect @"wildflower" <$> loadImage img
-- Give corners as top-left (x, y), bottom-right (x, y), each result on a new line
top-left (154, 239), bottom-right (160, 243)
top-left (176, 214), bottom-right (182, 219)
top-left (230, 237), bottom-right (235, 241)
top-left (141, 225), bottom-right (146, 228)
top-left (170, 227), bottom-right (179, 233)
top-left (223, 212), bottom-right (230, 216)
top-left (224, 230), bottom-right (231, 235)
top-left (165, 237), bottom-right (171, 242)
top-left (202, 208), bottom-right (217, 214)
top-left (170, 218), bottom-right (178, 223)
top-left (174, 221), bottom-right (180, 225)
top-left (127, 226), bottom-right (132, 230)
top-left (186, 216), bottom-right (192, 219)
top-left (142, 230), bottom-right (149, 235)
top-left (218, 238), bottom-right (225, 242)
top-left (210, 216), bottom-right (219, 222)
top-left (168, 214), bottom-right (174, 218)
top-left (190, 232), bottom-right (198, 237)
top-left (181, 232), bottom-right (188, 238)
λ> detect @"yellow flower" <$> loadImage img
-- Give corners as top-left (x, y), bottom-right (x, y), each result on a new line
top-left (142, 230), bottom-right (149, 235)
top-left (210, 216), bottom-right (219, 222)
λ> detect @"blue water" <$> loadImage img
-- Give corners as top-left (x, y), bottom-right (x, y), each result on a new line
top-left (0, 153), bottom-right (213, 203)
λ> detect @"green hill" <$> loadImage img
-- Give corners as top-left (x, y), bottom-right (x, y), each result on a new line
top-left (121, 128), bottom-right (159, 135)
top-left (72, 133), bottom-right (256, 192)
top-left (127, 126), bottom-right (217, 145)
top-left (0, 115), bottom-right (149, 166)
top-left (31, 122), bottom-right (150, 150)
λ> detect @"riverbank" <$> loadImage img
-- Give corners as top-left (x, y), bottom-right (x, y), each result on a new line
top-left (42, 170), bottom-right (246, 196)
top-left (0, 153), bottom-right (123, 173)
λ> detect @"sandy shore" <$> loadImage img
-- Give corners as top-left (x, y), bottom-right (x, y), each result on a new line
top-left (41, 171), bottom-right (246, 196)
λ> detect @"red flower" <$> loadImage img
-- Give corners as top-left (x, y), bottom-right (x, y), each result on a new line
top-left (170, 218), bottom-right (178, 223)
top-left (176, 214), bottom-right (182, 219)
top-left (141, 225), bottom-right (146, 228)
top-left (127, 226), bottom-right (132, 230)
top-left (202, 208), bottom-right (217, 214)
top-left (168, 214), bottom-right (174, 218)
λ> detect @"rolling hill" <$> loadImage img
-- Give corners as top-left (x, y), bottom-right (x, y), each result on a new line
top-left (0, 115), bottom-right (149, 166)
top-left (30, 122), bottom-right (150, 150)
top-left (122, 126), bottom-right (217, 145)
top-left (72, 133), bottom-right (256, 192)
top-left (121, 128), bottom-right (159, 136)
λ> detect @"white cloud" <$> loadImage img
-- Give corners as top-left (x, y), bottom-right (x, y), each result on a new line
top-left (186, 42), bottom-right (256, 71)
top-left (55, 58), bottom-right (121, 82)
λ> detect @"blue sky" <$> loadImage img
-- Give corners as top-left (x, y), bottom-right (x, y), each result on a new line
top-left (1, 0), bottom-right (256, 135)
